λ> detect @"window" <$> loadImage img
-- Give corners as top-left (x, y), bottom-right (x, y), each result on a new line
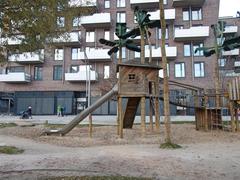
top-left (70, 65), bottom-right (79, 73)
top-left (104, 65), bottom-right (110, 79)
top-left (104, 30), bottom-right (110, 40)
top-left (164, 0), bottom-right (167, 4)
top-left (192, 8), bottom-right (202, 20)
top-left (57, 16), bottom-right (65, 28)
top-left (104, 0), bottom-right (110, 8)
top-left (86, 31), bottom-right (95, 42)
top-left (117, 0), bottom-right (125, 7)
top-left (71, 48), bottom-right (80, 60)
top-left (175, 63), bottom-right (185, 78)
top-left (72, 17), bottom-right (80, 27)
top-left (219, 58), bottom-right (226, 67)
top-left (183, 9), bottom-right (190, 21)
top-left (183, 8), bottom-right (202, 21)
top-left (6, 66), bottom-right (24, 73)
top-left (184, 44), bottom-right (191, 57)
top-left (193, 43), bottom-right (203, 56)
top-left (159, 64), bottom-right (169, 78)
top-left (158, 26), bottom-right (169, 39)
top-left (194, 62), bottom-right (204, 77)
top-left (79, 65), bottom-right (92, 71)
top-left (117, 12), bottom-right (126, 23)
top-left (54, 49), bottom-right (64, 60)
top-left (53, 65), bottom-right (62, 80)
top-left (128, 74), bottom-right (136, 81)
top-left (117, 47), bottom-right (126, 59)
top-left (34, 66), bottom-right (43, 80)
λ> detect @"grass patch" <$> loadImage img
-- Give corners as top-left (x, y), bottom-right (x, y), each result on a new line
top-left (0, 146), bottom-right (24, 154)
top-left (160, 142), bottom-right (182, 149)
top-left (0, 123), bottom-right (17, 128)
top-left (42, 176), bottom-right (152, 180)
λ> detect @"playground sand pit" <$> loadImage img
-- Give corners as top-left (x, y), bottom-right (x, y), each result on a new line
top-left (0, 123), bottom-right (239, 147)
top-left (0, 123), bottom-right (240, 180)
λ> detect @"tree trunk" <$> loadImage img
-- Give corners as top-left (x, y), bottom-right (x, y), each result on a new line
top-left (159, 0), bottom-right (171, 143)
top-left (144, 26), bottom-right (153, 63)
top-left (140, 28), bottom-right (145, 64)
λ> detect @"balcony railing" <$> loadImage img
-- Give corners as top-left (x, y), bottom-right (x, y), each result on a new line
top-left (8, 50), bottom-right (44, 64)
top-left (222, 49), bottom-right (239, 56)
top-left (80, 13), bottom-right (111, 28)
top-left (135, 46), bottom-right (177, 59)
top-left (224, 26), bottom-right (238, 34)
top-left (174, 26), bottom-right (209, 41)
top-left (69, 0), bottom-right (97, 7)
top-left (172, 0), bottom-right (205, 7)
top-left (149, 9), bottom-right (175, 21)
top-left (130, 0), bottom-right (159, 9)
top-left (65, 71), bottom-right (98, 82)
top-left (0, 72), bottom-right (31, 83)
top-left (53, 31), bottom-right (81, 44)
top-left (78, 49), bottom-right (111, 60)
top-left (0, 35), bottom-right (24, 45)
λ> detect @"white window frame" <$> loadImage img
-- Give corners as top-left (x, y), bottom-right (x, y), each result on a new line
top-left (104, 30), bottom-right (110, 40)
top-left (57, 16), bottom-right (65, 28)
top-left (86, 31), bottom-right (95, 42)
top-left (104, 0), bottom-right (110, 8)
top-left (104, 65), bottom-right (110, 79)
top-left (54, 49), bottom-right (64, 61)
top-left (117, 0), bottom-right (125, 7)
top-left (117, 12), bottom-right (126, 23)
top-left (175, 63), bottom-right (185, 78)
top-left (194, 62), bottom-right (205, 77)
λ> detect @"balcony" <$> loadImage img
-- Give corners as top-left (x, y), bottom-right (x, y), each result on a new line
top-left (222, 49), bottom-right (239, 56)
top-left (0, 72), bottom-right (31, 83)
top-left (174, 26), bottom-right (209, 41)
top-left (234, 61), bottom-right (240, 67)
top-left (78, 49), bottom-right (111, 61)
top-left (130, 0), bottom-right (159, 9)
top-left (0, 35), bottom-right (24, 45)
top-left (69, 0), bottom-right (97, 7)
top-left (135, 46), bottom-right (177, 59)
top-left (65, 71), bottom-right (98, 82)
top-left (224, 26), bottom-right (238, 34)
top-left (172, 0), bottom-right (205, 7)
top-left (8, 50), bottom-right (44, 64)
top-left (52, 31), bottom-right (81, 45)
top-left (80, 13), bottom-right (111, 28)
top-left (149, 9), bottom-right (175, 21)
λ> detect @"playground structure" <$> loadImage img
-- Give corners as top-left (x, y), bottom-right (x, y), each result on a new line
top-left (44, 9), bottom-right (240, 137)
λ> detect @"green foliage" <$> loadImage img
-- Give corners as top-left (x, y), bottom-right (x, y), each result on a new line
top-left (0, 0), bottom-right (94, 62)
top-left (42, 176), bottom-right (152, 180)
top-left (195, 21), bottom-right (240, 57)
top-left (99, 23), bottom-right (140, 56)
top-left (160, 142), bottom-right (182, 149)
top-left (0, 145), bottom-right (24, 154)
top-left (0, 123), bottom-right (17, 128)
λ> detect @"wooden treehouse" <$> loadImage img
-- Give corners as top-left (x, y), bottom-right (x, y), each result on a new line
top-left (117, 60), bottom-right (161, 138)
top-left (228, 76), bottom-right (240, 132)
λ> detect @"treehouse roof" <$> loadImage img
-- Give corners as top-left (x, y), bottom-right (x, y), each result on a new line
top-left (118, 59), bottom-right (162, 70)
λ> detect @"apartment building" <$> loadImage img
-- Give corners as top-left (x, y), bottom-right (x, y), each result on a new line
top-left (0, 0), bottom-right (239, 116)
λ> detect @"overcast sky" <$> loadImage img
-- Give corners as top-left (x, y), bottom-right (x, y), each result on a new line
top-left (219, 0), bottom-right (240, 17)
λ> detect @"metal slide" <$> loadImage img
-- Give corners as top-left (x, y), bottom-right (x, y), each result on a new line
top-left (44, 85), bottom-right (118, 136)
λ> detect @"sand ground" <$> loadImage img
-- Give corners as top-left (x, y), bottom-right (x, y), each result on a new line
top-left (0, 124), bottom-right (240, 180)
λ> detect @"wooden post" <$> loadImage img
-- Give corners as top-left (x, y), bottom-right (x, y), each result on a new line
top-left (119, 97), bottom-right (123, 138)
top-left (229, 101), bottom-right (235, 132)
top-left (141, 96), bottom-right (146, 135)
top-left (154, 97), bottom-right (160, 131)
top-left (88, 114), bottom-right (92, 138)
top-left (194, 91), bottom-right (199, 130)
top-left (117, 97), bottom-right (120, 136)
top-left (236, 109), bottom-right (239, 132)
top-left (149, 97), bottom-right (153, 131)
top-left (204, 92), bottom-right (208, 131)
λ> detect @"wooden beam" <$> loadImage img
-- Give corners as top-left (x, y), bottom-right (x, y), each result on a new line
top-left (141, 96), bottom-right (146, 136)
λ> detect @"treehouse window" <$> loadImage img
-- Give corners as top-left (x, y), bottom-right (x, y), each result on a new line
top-left (128, 74), bottom-right (136, 82)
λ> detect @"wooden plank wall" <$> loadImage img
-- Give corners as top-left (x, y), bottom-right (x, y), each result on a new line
top-left (228, 77), bottom-right (240, 101)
